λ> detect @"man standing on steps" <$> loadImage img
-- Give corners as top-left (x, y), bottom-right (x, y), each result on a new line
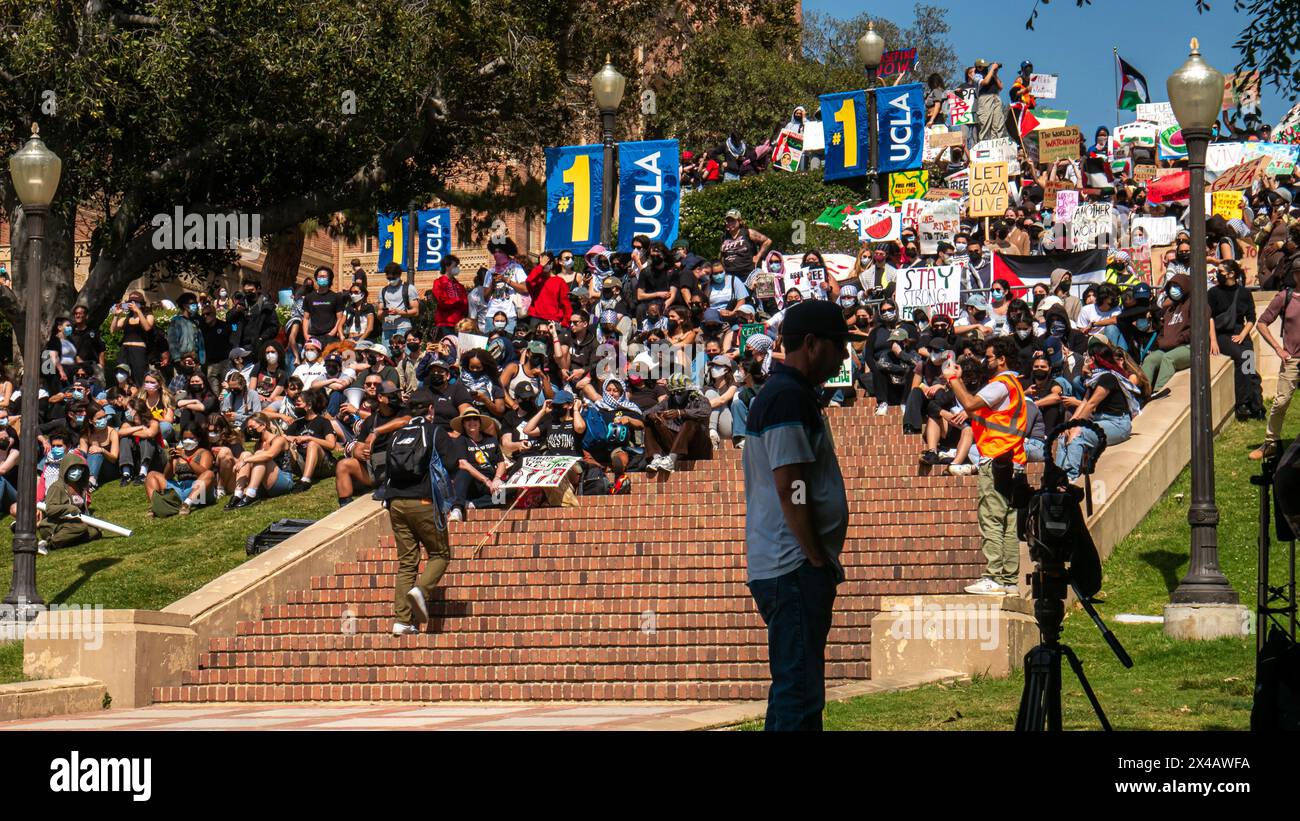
top-left (742, 300), bottom-right (867, 731)
top-left (384, 389), bottom-right (454, 636)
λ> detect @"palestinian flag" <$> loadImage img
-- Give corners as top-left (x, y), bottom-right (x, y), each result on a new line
top-left (1145, 170), bottom-right (1189, 204)
top-left (1012, 103), bottom-right (1040, 138)
top-left (1117, 55), bottom-right (1149, 111)
top-left (993, 249), bottom-right (1110, 297)
top-left (1033, 108), bottom-right (1069, 130)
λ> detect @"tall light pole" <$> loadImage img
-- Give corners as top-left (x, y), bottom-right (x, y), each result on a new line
top-left (856, 21), bottom-right (886, 202)
top-left (4, 124), bottom-right (61, 620)
top-left (1166, 40), bottom-right (1238, 606)
top-left (592, 56), bottom-right (626, 250)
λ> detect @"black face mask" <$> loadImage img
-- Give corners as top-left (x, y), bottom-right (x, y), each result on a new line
top-left (428, 373), bottom-right (447, 387)
top-left (1177, 252), bottom-right (1191, 264)
top-left (1033, 370), bottom-right (1051, 381)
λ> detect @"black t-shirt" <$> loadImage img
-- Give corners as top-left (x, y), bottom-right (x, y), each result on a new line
top-left (537, 416), bottom-right (581, 456)
top-left (453, 434), bottom-right (503, 476)
top-left (636, 265), bottom-right (672, 300)
top-left (429, 382), bottom-right (473, 430)
top-left (1092, 373), bottom-right (1131, 417)
top-left (358, 408), bottom-right (405, 455)
top-left (304, 291), bottom-right (347, 337)
top-left (671, 267), bottom-right (699, 307)
top-left (201, 317), bottom-right (233, 362)
top-left (287, 414), bottom-right (334, 444)
top-left (71, 326), bottom-right (105, 363)
top-left (629, 384), bottom-right (666, 412)
top-left (252, 364), bottom-right (290, 391)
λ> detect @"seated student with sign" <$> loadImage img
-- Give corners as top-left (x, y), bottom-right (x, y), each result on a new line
top-left (520, 389), bottom-right (585, 507)
top-left (445, 409), bottom-right (507, 522)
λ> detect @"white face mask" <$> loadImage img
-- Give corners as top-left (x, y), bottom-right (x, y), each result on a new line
top-left (350, 292), bottom-right (363, 303)
top-left (305, 350), bottom-right (319, 362)
top-left (709, 366), bottom-right (729, 379)
top-left (266, 353), bottom-right (278, 365)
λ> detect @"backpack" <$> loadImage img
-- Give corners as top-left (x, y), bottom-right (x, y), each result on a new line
top-left (387, 419), bottom-right (433, 485)
top-left (150, 488), bottom-right (183, 518)
top-left (581, 405), bottom-right (610, 451)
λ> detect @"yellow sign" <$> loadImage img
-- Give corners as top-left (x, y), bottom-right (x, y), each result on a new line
top-left (888, 170), bottom-right (930, 206)
top-left (1212, 190), bottom-right (1243, 221)
top-left (968, 162), bottom-right (1009, 217)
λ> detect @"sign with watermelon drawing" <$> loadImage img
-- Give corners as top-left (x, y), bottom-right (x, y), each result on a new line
top-left (858, 204), bottom-right (902, 243)
top-left (1157, 125), bottom-right (1187, 161)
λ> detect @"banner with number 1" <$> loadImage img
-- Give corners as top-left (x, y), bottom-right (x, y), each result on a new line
top-left (544, 144), bottom-right (605, 254)
top-left (820, 90), bottom-right (871, 181)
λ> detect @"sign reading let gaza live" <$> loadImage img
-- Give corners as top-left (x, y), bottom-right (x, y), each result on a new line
top-left (617, 139), bottom-right (681, 249)
top-left (875, 83), bottom-right (925, 174)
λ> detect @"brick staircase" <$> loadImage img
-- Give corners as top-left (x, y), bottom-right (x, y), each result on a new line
top-left (153, 399), bottom-right (986, 703)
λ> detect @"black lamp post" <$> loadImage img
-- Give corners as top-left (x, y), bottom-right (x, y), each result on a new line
top-left (856, 22), bottom-right (885, 201)
top-left (1166, 40), bottom-right (1238, 605)
top-left (592, 56), bottom-right (627, 250)
top-left (4, 124), bottom-right (62, 620)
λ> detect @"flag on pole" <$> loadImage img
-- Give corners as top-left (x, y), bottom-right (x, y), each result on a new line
top-left (1033, 108), bottom-right (1069, 130)
top-left (1116, 54), bottom-right (1150, 111)
top-left (1012, 103), bottom-right (1040, 138)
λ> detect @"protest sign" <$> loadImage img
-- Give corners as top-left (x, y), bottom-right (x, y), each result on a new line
top-left (771, 129), bottom-right (804, 173)
top-left (803, 120), bottom-right (825, 152)
top-left (944, 168), bottom-right (969, 194)
top-left (947, 88), bottom-right (975, 126)
top-left (1151, 244), bottom-right (1174, 284)
top-left (1212, 190), bottom-right (1244, 221)
top-left (1134, 164), bottom-right (1158, 182)
top-left (1054, 189), bottom-right (1080, 223)
top-left (504, 455), bottom-right (582, 489)
top-left (1037, 126), bottom-right (1080, 164)
top-left (1223, 71), bottom-right (1261, 112)
top-left (1113, 122), bottom-right (1157, 148)
top-left (858, 204), bottom-right (902, 242)
top-left (1070, 203), bottom-right (1113, 251)
top-left (739, 322), bottom-right (767, 352)
top-left (1136, 102), bottom-right (1177, 129)
top-left (1211, 156), bottom-right (1269, 192)
top-left (918, 200), bottom-right (961, 254)
top-left (923, 187), bottom-right (964, 201)
top-left (900, 199), bottom-right (927, 233)
top-left (888, 169), bottom-right (930, 205)
top-left (1030, 73), bottom-right (1057, 99)
top-left (1157, 125), bottom-right (1188, 161)
top-left (897, 265), bottom-right (961, 318)
top-left (1240, 142), bottom-right (1300, 176)
top-left (457, 331), bottom-right (489, 354)
top-left (825, 343), bottom-right (854, 388)
top-left (1207, 142), bottom-right (1246, 176)
top-left (972, 137), bottom-right (1018, 164)
top-left (1042, 179), bottom-right (1074, 208)
top-left (968, 163), bottom-right (1008, 217)
top-left (1275, 101), bottom-right (1300, 146)
top-left (876, 48), bottom-right (918, 78)
top-left (1123, 245), bottom-right (1152, 281)
top-left (924, 128), bottom-right (964, 162)
top-left (1130, 216), bottom-right (1178, 247)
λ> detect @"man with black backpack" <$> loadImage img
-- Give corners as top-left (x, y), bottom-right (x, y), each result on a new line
top-left (384, 389), bottom-right (454, 636)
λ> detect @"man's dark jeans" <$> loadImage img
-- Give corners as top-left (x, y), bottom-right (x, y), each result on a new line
top-left (748, 560), bottom-right (839, 731)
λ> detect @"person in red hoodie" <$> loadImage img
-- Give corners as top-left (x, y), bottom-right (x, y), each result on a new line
top-left (428, 255), bottom-right (469, 337)
top-left (526, 252), bottom-right (574, 329)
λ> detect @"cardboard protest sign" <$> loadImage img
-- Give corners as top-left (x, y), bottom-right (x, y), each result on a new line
top-left (923, 187), bottom-right (964, 201)
top-left (1037, 126), bottom-right (1081, 164)
top-left (504, 455), bottom-right (582, 489)
top-left (967, 162), bottom-right (1008, 217)
top-left (1069, 202), bottom-right (1113, 251)
top-left (1030, 73), bottom-right (1057, 99)
top-left (947, 88), bottom-right (975, 126)
top-left (1054, 189), bottom-right (1080, 223)
top-left (1150, 244), bottom-right (1174, 284)
top-left (1223, 71), bottom-right (1261, 112)
top-left (1042, 179), bottom-right (1075, 209)
top-left (772, 129), bottom-right (804, 172)
top-left (1211, 157), bottom-right (1269, 192)
top-left (944, 168), bottom-right (969, 194)
top-left (1212, 190), bottom-right (1244, 221)
top-left (924, 128), bottom-right (964, 162)
top-left (876, 48), bottom-right (918, 78)
top-left (897, 265), bottom-right (961, 318)
top-left (918, 200), bottom-right (961, 254)
top-left (858, 204), bottom-right (902, 243)
top-left (1130, 216), bottom-right (1178, 246)
top-left (888, 170), bottom-right (930, 205)
top-left (1134, 164), bottom-right (1158, 182)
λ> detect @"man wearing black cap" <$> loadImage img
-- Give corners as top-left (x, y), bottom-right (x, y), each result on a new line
top-left (742, 300), bottom-right (866, 731)
top-left (384, 389), bottom-right (453, 636)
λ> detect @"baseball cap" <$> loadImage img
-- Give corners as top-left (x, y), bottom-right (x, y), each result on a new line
top-left (408, 389), bottom-right (435, 407)
top-left (974, 58), bottom-right (990, 69)
top-left (781, 300), bottom-right (869, 341)
top-left (725, 208), bottom-right (742, 220)
top-left (887, 328), bottom-right (909, 343)
top-left (552, 389), bottom-right (574, 405)
top-left (304, 338), bottom-right (323, 350)
top-left (379, 380), bottom-right (401, 396)
top-left (927, 337), bottom-right (949, 353)
top-left (1131, 283), bottom-right (1153, 302)
top-left (965, 293), bottom-right (990, 312)
top-left (229, 347), bottom-right (251, 359)
top-left (701, 308), bottom-right (723, 325)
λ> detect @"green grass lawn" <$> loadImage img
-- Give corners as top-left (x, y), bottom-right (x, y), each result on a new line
top-left (0, 478), bottom-right (341, 684)
top-left (742, 415), bottom-right (1293, 731)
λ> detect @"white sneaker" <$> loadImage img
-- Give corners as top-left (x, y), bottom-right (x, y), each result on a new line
top-left (645, 456), bottom-right (662, 473)
top-left (392, 622), bottom-right (420, 636)
top-left (662, 453), bottom-right (678, 473)
top-left (446, 508), bottom-right (463, 522)
top-left (1002, 584), bottom-right (1020, 596)
top-left (215, 487), bottom-right (227, 499)
top-left (735, 438), bottom-right (745, 451)
top-left (709, 429), bottom-right (721, 448)
top-left (407, 587), bottom-right (429, 625)
top-left (938, 449), bottom-right (957, 461)
top-left (36, 540), bottom-right (49, 556)
top-left (948, 463), bottom-right (974, 476)
top-left (875, 403), bottom-right (889, 416)
top-left (964, 578), bottom-right (1006, 596)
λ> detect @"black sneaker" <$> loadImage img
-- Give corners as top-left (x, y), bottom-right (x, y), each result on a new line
top-left (120, 474), bottom-right (132, 488)
top-left (242, 495), bottom-right (262, 508)
top-left (919, 450), bottom-right (939, 465)
top-left (291, 480), bottom-right (313, 493)
top-left (224, 495), bottom-right (245, 510)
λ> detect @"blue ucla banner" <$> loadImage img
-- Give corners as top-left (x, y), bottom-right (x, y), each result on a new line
top-left (819, 90), bottom-right (872, 180)
top-left (617, 139), bottom-right (680, 249)
top-left (377, 212), bottom-right (409, 271)
top-left (416, 208), bottom-right (451, 271)
top-left (544, 144), bottom-right (605, 254)
top-left (875, 83), bottom-right (926, 173)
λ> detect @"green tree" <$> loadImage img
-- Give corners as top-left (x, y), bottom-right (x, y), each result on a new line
top-left (803, 4), bottom-right (959, 87)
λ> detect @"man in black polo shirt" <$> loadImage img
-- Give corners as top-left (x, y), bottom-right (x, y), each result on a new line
top-left (743, 300), bottom-right (866, 731)
top-left (302, 265), bottom-right (346, 346)
top-left (69, 305), bottom-right (105, 377)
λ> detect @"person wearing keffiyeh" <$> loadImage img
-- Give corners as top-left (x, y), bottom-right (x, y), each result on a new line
top-left (579, 377), bottom-right (644, 495)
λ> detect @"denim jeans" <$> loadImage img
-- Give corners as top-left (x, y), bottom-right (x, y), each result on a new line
top-left (0, 475), bottom-right (15, 511)
top-left (1056, 412), bottom-right (1132, 480)
top-left (730, 395), bottom-right (750, 442)
top-left (1101, 324), bottom-right (1128, 353)
top-left (1024, 438), bottom-right (1045, 463)
top-left (747, 561), bottom-right (839, 731)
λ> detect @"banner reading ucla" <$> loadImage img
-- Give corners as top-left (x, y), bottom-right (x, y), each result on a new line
top-left (377, 212), bottom-right (409, 271)
top-left (416, 208), bottom-right (451, 271)
top-left (875, 83), bottom-right (925, 173)
top-left (617, 139), bottom-right (680, 249)
top-left (819, 90), bottom-right (871, 180)
top-left (545, 144), bottom-right (605, 254)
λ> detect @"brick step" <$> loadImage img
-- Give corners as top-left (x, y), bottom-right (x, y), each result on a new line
top-left (199, 628), bottom-right (873, 667)
top-left (154, 679), bottom-right (825, 702)
top-left (244, 607), bottom-right (878, 630)
top-left (442, 508), bottom-right (978, 528)
top-left (345, 545), bottom-right (981, 566)
top-left (177, 659), bottom-right (871, 686)
top-left (451, 535), bottom-right (983, 553)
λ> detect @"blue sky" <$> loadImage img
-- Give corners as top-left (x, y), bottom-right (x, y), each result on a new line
top-left (803, 0), bottom-right (1292, 135)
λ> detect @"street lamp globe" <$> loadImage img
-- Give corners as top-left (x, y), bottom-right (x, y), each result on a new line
top-left (592, 56), bottom-right (627, 114)
top-left (8, 123), bottom-right (61, 207)
top-left (1167, 38), bottom-right (1224, 131)
top-left (856, 21), bottom-right (885, 71)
